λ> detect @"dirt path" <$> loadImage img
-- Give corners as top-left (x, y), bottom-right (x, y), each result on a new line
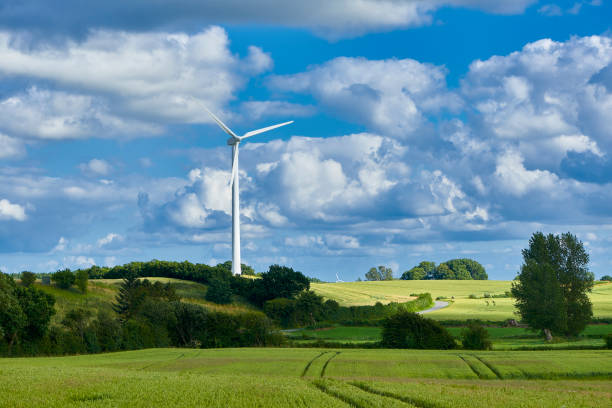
top-left (417, 300), bottom-right (449, 314)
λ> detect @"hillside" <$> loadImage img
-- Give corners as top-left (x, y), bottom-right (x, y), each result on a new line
top-left (34, 277), bottom-right (258, 324)
top-left (311, 280), bottom-right (612, 321)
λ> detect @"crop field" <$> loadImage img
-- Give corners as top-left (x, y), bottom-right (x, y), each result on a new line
top-left (1, 348), bottom-right (611, 407)
top-left (312, 281), bottom-right (612, 320)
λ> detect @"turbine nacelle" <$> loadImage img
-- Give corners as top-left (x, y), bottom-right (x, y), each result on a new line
top-left (227, 137), bottom-right (239, 146)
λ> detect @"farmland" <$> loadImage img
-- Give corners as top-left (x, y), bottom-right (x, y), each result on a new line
top-left (1, 348), bottom-right (611, 407)
top-left (311, 280), bottom-right (612, 321)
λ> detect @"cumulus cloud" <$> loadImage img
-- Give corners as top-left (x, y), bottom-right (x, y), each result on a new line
top-left (269, 57), bottom-right (460, 138)
top-left (0, 1), bottom-right (536, 40)
top-left (0, 198), bottom-right (27, 221)
top-left (0, 87), bottom-right (160, 140)
top-left (0, 27), bottom-right (273, 131)
top-left (462, 35), bottom-right (612, 173)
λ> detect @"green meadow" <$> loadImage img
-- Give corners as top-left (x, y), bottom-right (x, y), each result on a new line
top-left (311, 280), bottom-right (612, 321)
top-left (1, 348), bottom-right (611, 407)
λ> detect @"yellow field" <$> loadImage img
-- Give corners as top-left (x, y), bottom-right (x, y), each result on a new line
top-left (312, 281), bottom-right (612, 321)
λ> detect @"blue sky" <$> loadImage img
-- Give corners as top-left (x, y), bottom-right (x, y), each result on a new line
top-left (1, 0), bottom-right (611, 280)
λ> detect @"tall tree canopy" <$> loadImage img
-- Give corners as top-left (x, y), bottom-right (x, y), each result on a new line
top-left (365, 266), bottom-right (393, 281)
top-left (512, 232), bottom-right (594, 340)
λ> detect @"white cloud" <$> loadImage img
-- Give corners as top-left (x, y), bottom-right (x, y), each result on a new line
top-left (80, 159), bottom-right (112, 176)
top-left (494, 151), bottom-right (559, 196)
top-left (538, 4), bottom-right (563, 16)
top-left (96, 233), bottom-right (123, 247)
top-left (0, 198), bottom-right (27, 221)
top-left (0, 87), bottom-right (160, 140)
top-left (325, 234), bottom-right (360, 249)
top-left (0, 27), bottom-right (272, 128)
top-left (269, 57), bottom-right (460, 138)
top-left (0, 134), bottom-right (25, 159)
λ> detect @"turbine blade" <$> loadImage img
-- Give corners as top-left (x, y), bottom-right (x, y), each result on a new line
top-left (229, 144), bottom-right (239, 187)
top-left (203, 107), bottom-right (239, 139)
top-left (241, 120), bottom-right (293, 140)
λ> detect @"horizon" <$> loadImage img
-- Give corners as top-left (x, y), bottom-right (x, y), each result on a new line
top-left (1, 0), bottom-right (612, 281)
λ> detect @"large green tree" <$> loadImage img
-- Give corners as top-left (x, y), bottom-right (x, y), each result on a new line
top-left (512, 232), bottom-right (593, 340)
top-left (365, 266), bottom-right (393, 281)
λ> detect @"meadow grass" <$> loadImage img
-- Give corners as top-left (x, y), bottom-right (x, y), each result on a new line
top-left (312, 280), bottom-right (612, 320)
top-left (2, 348), bottom-right (612, 407)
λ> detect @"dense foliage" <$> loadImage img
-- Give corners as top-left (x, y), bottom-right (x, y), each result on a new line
top-left (51, 269), bottom-right (76, 289)
top-left (461, 324), bottom-right (492, 350)
top-left (365, 266), bottom-right (394, 281)
top-left (601, 275), bottom-right (612, 282)
top-left (0, 273), bottom-right (55, 355)
top-left (19, 271), bottom-right (36, 287)
top-left (381, 311), bottom-right (456, 349)
top-left (512, 232), bottom-right (594, 340)
top-left (401, 259), bottom-right (487, 280)
top-left (264, 293), bottom-right (433, 328)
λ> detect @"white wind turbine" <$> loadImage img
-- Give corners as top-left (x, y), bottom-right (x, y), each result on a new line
top-left (205, 108), bottom-right (293, 275)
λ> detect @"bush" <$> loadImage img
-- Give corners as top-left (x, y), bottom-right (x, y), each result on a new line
top-left (601, 275), bottom-right (612, 282)
top-left (20, 271), bottom-right (36, 287)
top-left (51, 269), bottom-right (75, 289)
top-left (381, 311), bottom-right (456, 349)
top-left (605, 334), bottom-right (612, 349)
top-left (205, 278), bottom-right (233, 304)
top-left (483, 292), bottom-right (491, 298)
top-left (468, 294), bottom-right (478, 299)
top-left (461, 324), bottom-right (492, 350)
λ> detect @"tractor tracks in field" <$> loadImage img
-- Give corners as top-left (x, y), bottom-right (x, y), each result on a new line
top-left (457, 354), bottom-right (503, 380)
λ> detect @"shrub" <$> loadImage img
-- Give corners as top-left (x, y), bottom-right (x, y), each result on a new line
top-left (41, 275), bottom-right (50, 285)
top-left (483, 292), bottom-right (491, 298)
top-left (605, 334), bottom-right (612, 349)
top-left (51, 269), bottom-right (75, 289)
top-left (461, 324), bottom-right (492, 350)
top-left (381, 311), bottom-right (456, 349)
top-left (205, 278), bottom-right (233, 304)
top-left (468, 294), bottom-right (478, 299)
top-left (20, 271), bottom-right (36, 287)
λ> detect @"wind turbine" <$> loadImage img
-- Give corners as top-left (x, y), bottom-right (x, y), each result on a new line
top-left (204, 108), bottom-right (293, 275)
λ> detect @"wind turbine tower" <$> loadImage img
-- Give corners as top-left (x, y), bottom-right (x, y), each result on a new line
top-left (205, 109), bottom-right (293, 275)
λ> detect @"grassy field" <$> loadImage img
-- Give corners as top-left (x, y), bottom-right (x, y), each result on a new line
top-left (1, 348), bottom-right (611, 407)
top-left (312, 280), bottom-right (612, 320)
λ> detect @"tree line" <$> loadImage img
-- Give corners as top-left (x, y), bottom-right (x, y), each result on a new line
top-left (400, 258), bottom-right (488, 280)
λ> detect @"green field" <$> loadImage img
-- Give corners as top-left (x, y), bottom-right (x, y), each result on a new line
top-left (2, 348), bottom-right (611, 407)
top-left (312, 280), bottom-right (612, 321)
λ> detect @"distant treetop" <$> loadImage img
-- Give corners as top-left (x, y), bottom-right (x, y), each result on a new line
top-left (401, 259), bottom-right (487, 280)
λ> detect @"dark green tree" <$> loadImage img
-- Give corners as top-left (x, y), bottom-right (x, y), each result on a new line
top-left (432, 263), bottom-right (455, 280)
top-left (51, 269), bottom-right (75, 289)
top-left (461, 323), bottom-right (492, 350)
top-left (205, 278), bottom-right (233, 304)
top-left (381, 311), bottom-right (456, 349)
top-left (401, 267), bottom-right (426, 280)
top-left (112, 272), bottom-right (145, 320)
top-left (19, 271), bottom-right (36, 287)
top-left (249, 265), bottom-right (309, 305)
top-left (75, 270), bottom-right (88, 294)
top-left (14, 286), bottom-right (55, 341)
top-left (512, 232), bottom-right (593, 340)
top-left (601, 275), bottom-right (612, 281)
